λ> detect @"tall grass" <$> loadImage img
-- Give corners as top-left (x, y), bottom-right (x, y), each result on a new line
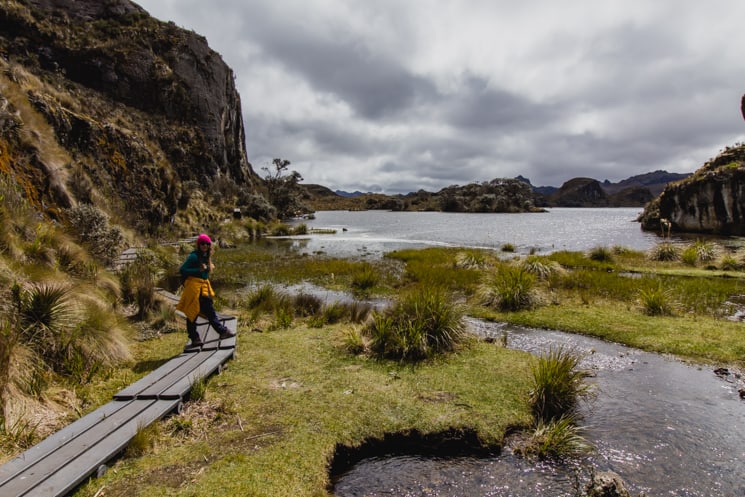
top-left (588, 246), bottom-right (613, 262)
top-left (529, 346), bottom-right (591, 423)
top-left (521, 256), bottom-right (563, 280)
top-left (11, 281), bottom-right (131, 384)
top-left (350, 263), bottom-right (379, 293)
top-left (638, 283), bottom-right (674, 316)
top-left (478, 265), bottom-right (537, 311)
top-left (365, 288), bottom-right (466, 361)
top-left (515, 415), bottom-right (592, 460)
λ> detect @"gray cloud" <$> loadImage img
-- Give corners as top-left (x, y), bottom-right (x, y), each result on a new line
top-left (135, 0), bottom-right (745, 194)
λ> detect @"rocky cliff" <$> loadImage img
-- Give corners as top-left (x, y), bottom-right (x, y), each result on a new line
top-left (639, 144), bottom-right (745, 235)
top-left (0, 0), bottom-right (258, 233)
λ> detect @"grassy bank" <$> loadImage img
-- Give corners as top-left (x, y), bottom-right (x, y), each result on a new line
top-left (73, 323), bottom-right (533, 496)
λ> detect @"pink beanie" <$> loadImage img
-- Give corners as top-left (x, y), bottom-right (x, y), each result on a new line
top-left (196, 234), bottom-right (212, 245)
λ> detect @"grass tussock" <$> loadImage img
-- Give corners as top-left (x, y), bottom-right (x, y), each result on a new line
top-left (648, 242), bottom-right (680, 262)
top-left (529, 346), bottom-right (592, 423)
top-left (514, 415), bottom-right (592, 460)
top-left (478, 265), bottom-right (538, 311)
top-left (638, 283), bottom-right (675, 316)
top-left (365, 287), bottom-right (467, 361)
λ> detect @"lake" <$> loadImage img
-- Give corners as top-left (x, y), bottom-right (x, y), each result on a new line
top-left (289, 208), bottom-right (662, 258)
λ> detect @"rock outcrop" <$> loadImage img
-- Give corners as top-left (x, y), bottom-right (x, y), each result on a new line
top-left (639, 144), bottom-right (745, 235)
top-left (548, 178), bottom-right (608, 207)
top-left (0, 0), bottom-right (258, 232)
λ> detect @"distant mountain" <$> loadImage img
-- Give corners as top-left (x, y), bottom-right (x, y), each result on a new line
top-left (601, 170), bottom-right (690, 197)
top-left (301, 170), bottom-right (692, 211)
top-left (335, 190), bottom-right (368, 197)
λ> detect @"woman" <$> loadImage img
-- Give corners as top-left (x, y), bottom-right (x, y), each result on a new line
top-left (176, 233), bottom-right (235, 347)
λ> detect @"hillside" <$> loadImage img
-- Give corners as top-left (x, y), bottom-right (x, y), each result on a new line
top-left (302, 178), bottom-right (543, 213)
top-left (0, 0), bottom-right (261, 234)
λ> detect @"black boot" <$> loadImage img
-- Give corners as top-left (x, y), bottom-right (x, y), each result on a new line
top-left (218, 325), bottom-right (236, 339)
top-left (187, 320), bottom-right (203, 347)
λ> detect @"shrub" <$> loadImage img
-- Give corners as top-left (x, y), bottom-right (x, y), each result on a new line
top-left (291, 223), bottom-right (308, 235)
top-left (118, 251), bottom-right (163, 320)
top-left (65, 204), bottom-right (124, 266)
top-left (478, 266), bottom-right (537, 311)
top-left (501, 243), bottom-right (516, 253)
top-left (346, 301), bottom-right (373, 324)
top-left (321, 302), bottom-right (348, 325)
top-left (239, 193), bottom-right (276, 222)
top-left (272, 305), bottom-right (294, 330)
top-left (529, 346), bottom-right (591, 423)
top-left (365, 288), bottom-right (465, 361)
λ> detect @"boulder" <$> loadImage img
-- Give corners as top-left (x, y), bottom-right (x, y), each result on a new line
top-left (585, 470), bottom-right (631, 497)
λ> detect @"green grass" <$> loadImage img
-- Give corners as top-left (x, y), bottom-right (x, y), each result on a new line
top-left (488, 301), bottom-right (745, 364)
top-left (72, 323), bottom-right (533, 496)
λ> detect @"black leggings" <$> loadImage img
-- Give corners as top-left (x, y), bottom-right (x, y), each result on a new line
top-left (186, 295), bottom-right (228, 340)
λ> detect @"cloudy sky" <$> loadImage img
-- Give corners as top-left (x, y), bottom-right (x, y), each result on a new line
top-left (135, 0), bottom-right (745, 194)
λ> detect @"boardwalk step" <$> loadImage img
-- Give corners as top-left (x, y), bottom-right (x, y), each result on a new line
top-left (0, 399), bottom-right (179, 497)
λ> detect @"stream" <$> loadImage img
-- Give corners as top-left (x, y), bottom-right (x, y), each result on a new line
top-left (332, 319), bottom-right (745, 497)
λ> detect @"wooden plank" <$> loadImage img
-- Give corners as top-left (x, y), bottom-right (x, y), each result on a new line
top-left (113, 354), bottom-right (193, 400)
top-left (134, 350), bottom-right (219, 399)
top-left (0, 399), bottom-right (178, 497)
top-left (19, 399), bottom-right (178, 497)
top-left (158, 349), bottom-right (234, 400)
top-left (0, 401), bottom-right (127, 486)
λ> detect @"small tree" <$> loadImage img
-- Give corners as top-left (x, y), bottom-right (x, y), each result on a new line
top-left (262, 158), bottom-right (309, 219)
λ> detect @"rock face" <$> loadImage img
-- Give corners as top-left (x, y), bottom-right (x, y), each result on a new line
top-left (640, 144), bottom-right (745, 235)
top-left (0, 0), bottom-right (258, 231)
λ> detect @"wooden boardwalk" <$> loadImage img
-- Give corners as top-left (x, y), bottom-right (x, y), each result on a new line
top-left (0, 289), bottom-right (236, 497)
